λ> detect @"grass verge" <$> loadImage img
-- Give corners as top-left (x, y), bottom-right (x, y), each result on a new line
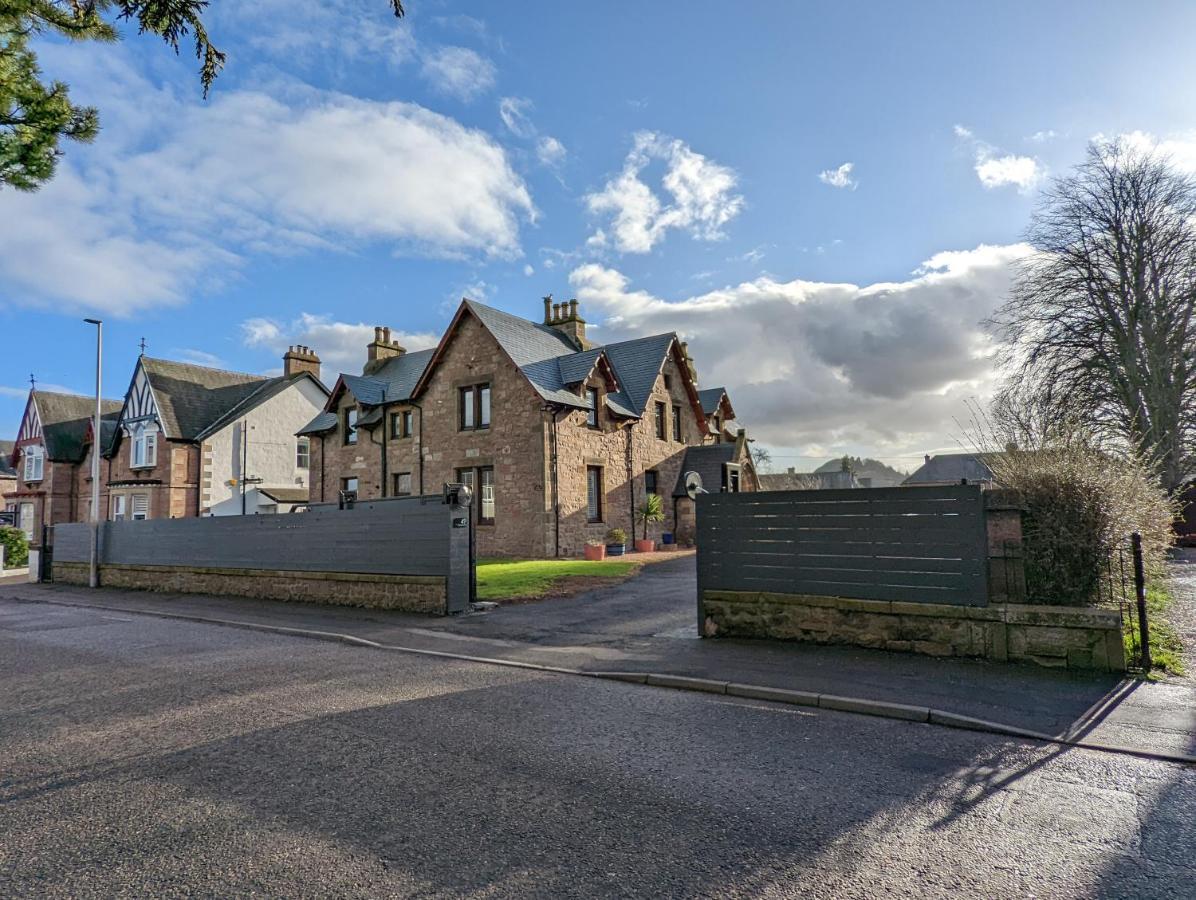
top-left (476, 558), bottom-right (639, 602)
top-left (1123, 584), bottom-right (1185, 677)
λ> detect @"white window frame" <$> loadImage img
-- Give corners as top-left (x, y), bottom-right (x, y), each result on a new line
top-left (130, 424), bottom-right (158, 469)
top-left (131, 493), bottom-right (149, 520)
top-left (111, 495), bottom-right (127, 522)
top-left (296, 437), bottom-right (310, 469)
top-left (23, 445), bottom-right (44, 482)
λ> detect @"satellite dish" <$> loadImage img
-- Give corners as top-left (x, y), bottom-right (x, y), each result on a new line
top-left (684, 470), bottom-right (706, 501)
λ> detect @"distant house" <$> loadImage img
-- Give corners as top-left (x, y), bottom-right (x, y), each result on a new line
top-left (0, 440), bottom-right (16, 512)
top-left (7, 390), bottom-right (122, 569)
top-left (106, 350), bottom-right (328, 520)
top-left (759, 467), bottom-right (863, 491)
top-left (902, 452), bottom-right (996, 487)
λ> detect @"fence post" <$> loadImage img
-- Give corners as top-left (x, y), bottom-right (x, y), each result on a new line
top-left (1131, 532), bottom-right (1151, 671)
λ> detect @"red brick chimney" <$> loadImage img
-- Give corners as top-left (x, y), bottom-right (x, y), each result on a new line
top-left (283, 345), bottom-right (321, 379)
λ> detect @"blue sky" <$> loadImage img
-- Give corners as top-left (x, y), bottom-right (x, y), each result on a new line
top-left (4, 0), bottom-right (1196, 472)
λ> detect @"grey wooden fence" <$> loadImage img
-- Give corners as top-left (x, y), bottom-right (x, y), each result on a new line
top-left (53, 495), bottom-right (473, 613)
top-left (697, 484), bottom-right (990, 611)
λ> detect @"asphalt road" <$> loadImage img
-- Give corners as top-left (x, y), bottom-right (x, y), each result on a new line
top-left (2, 600), bottom-right (1194, 898)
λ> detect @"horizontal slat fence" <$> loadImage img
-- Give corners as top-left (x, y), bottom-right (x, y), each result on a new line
top-left (697, 485), bottom-right (989, 608)
top-left (53, 495), bottom-right (472, 613)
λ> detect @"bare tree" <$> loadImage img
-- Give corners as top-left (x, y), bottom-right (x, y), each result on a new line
top-left (990, 139), bottom-right (1196, 491)
top-left (750, 444), bottom-right (773, 473)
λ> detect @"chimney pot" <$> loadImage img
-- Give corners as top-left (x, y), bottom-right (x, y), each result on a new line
top-left (543, 295), bottom-right (553, 325)
top-left (925, 454), bottom-right (931, 464)
top-left (374, 327), bottom-right (383, 343)
top-left (569, 299), bottom-right (579, 319)
top-left (552, 303), bottom-right (561, 322)
top-left (383, 326), bottom-right (391, 344)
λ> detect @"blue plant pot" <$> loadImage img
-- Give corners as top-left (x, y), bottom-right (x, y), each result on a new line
top-left (606, 544), bottom-right (626, 556)
top-left (661, 533), bottom-right (675, 545)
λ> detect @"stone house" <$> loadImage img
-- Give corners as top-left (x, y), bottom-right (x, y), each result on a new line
top-left (7, 390), bottom-right (122, 570)
top-left (903, 452), bottom-right (997, 488)
top-left (0, 440), bottom-right (17, 514)
top-left (105, 350), bottom-right (328, 520)
top-left (299, 298), bottom-right (758, 557)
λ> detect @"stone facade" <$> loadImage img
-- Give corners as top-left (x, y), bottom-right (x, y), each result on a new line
top-left (53, 561), bottom-right (447, 614)
top-left (701, 590), bottom-right (1126, 672)
top-left (308, 304), bottom-right (757, 558)
top-left (106, 438), bottom-right (201, 521)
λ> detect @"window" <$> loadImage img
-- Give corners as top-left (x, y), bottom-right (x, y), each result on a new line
top-left (130, 425), bottom-right (157, 469)
top-left (19, 502), bottom-right (34, 537)
top-left (672, 405), bottom-right (683, 443)
top-left (460, 383), bottom-right (491, 431)
top-left (393, 472), bottom-right (413, 496)
top-left (296, 437), bottom-right (310, 469)
top-left (131, 494), bottom-right (149, 520)
top-left (23, 445), bottom-right (43, 482)
top-left (645, 470), bottom-right (658, 496)
top-left (343, 408), bottom-right (358, 445)
top-left (390, 409), bottom-right (414, 439)
top-left (586, 466), bottom-right (604, 523)
top-left (111, 495), bottom-right (126, 522)
top-left (663, 373), bottom-right (673, 392)
top-left (456, 465), bottom-right (495, 524)
top-left (585, 387), bottom-right (599, 428)
top-left (713, 414), bottom-right (722, 443)
top-left (722, 464), bottom-right (741, 493)
top-left (655, 402), bottom-right (666, 440)
top-left (341, 477), bottom-right (358, 501)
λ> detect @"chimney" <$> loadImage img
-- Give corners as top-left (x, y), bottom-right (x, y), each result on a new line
top-left (679, 341), bottom-right (698, 384)
top-left (283, 344), bottom-right (321, 379)
top-left (787, 467), bottom-right (795, 474)
top-left (364, 325), bottom-right (406, 375)
top-left (925, 454), bottom-right (931, 464)
top-left (543, 295), bottom-right (553, 325)
top-left (548, 297), bottom-right (590, 350)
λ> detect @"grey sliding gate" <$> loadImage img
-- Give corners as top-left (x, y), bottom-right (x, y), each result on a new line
top-left (697, 484), bottom-right (990, 611)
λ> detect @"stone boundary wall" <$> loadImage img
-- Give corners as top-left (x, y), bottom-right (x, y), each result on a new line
top-left (54, 561), bottom-right (447, 615)
top-left (702, 590), bottom-right (1125, 672)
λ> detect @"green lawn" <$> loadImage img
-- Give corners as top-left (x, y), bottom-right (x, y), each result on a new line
top-left (476, 557), bottom-right (639, 601)
top-left (1124, 584), bottom-right (1186, 677)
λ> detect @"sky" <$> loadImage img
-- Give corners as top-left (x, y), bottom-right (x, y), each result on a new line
top-left (4, 0), bottom-right (1196, 473)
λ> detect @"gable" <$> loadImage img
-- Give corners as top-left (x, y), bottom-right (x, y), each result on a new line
top-left (119, 362), bottom-right (162, 433)
top-left (16, 394), bottom-right (41, 445)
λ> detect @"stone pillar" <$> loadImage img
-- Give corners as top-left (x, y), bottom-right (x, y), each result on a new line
top-left (984, 489), bottom-right (1026, 604)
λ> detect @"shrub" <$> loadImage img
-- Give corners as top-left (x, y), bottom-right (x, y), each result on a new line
top-left (983, 428), bottom-right (1175, 606)
top-left (605, 528), bottom-right (628, 545)
top-left (0, 526), bottom-right (29, 569)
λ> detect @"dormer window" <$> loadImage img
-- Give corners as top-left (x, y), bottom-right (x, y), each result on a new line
top-left (343, 407), bottom-right (358, 445)
top-left (585, 387), bottom-right (599, 428)
top-left (130, 424), bottom-right (157, 469)
top-left (23, 446), bottom-right (44, 482)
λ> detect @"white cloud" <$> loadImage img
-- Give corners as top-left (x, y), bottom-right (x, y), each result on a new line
top-left (818, 162), bottom-right (857, 189)
top-left (536, 136), bottom-right (567, 168)
top-left (498, 96), bottom-right (535, 138)
top-left (523, 264), bottom-right (535, 276)
top-left (176, 349), bottom-right (225, 368)
top-left (955, 125), bottom-right (1044, 192)
top-left (420, 46), bottom-right (496, 102)
top-left (1107, 129), bottom-right (1196, 173)
top-left (585, 132), bottom-right (744, 253)
top-left (568, 243), bottom-right (1031, 455)
top-left (242, 313), bottom-right (439, 374)
top-left (1027, 130), bottom-right (1057, 144)
top-left (0, 52), bottom-right (534, 315)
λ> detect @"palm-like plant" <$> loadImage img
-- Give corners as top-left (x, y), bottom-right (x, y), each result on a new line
top-left (636, 493), bottom-right (665, 537)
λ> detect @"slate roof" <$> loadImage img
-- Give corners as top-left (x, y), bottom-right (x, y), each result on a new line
top-left (902, 452), bottom-right (996, 486)
top-left (33, 391), bottom-right (122, 463)
top-left (698, 387), bottom-right (727, 415)
top-left (672, 443), bottom-right (737, 497)
top-left (136, 358), bottom-right (326, 442)
top-left (598, 333), bottom-right (678, 417)
top-left (297, 411), bottom-right (339, 436)
top-left (300, 348), bottom-right (436, 436)
top-left (759, 470), bottom-right (858, 491)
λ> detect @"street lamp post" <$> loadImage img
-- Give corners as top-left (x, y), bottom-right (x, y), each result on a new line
top-left (84, 318), bottom-right (102, 588)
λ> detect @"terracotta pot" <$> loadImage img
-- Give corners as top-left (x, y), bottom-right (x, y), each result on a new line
top-left (635, 539), bottom-right (655, 553)
top-left (584, 544), bottom-right (606, 561)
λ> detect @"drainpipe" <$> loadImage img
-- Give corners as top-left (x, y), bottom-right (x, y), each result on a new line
top-left (626, 426), bottom-right (635, 543)
top-left (411, 399), bottom-right (424, 495)
top-left (546, 404), bottom-right (564, 558)
top-left (318, 434), bottom-right (325, 503)
top-left (371, 406), bottom-right (388, 497)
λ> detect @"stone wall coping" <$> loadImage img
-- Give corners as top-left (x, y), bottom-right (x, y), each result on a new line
top-left (703, 590), bottom-right (1122, 628)
top-left (55, 561), bottom-right (445, 586)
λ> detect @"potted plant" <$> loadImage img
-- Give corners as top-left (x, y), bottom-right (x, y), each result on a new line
top-left (605, 527), bottom-right (628, 557)
top-left (634, 494), bottom-right (664, 552)
top-left (584, 539), bottom-right (606, 561)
